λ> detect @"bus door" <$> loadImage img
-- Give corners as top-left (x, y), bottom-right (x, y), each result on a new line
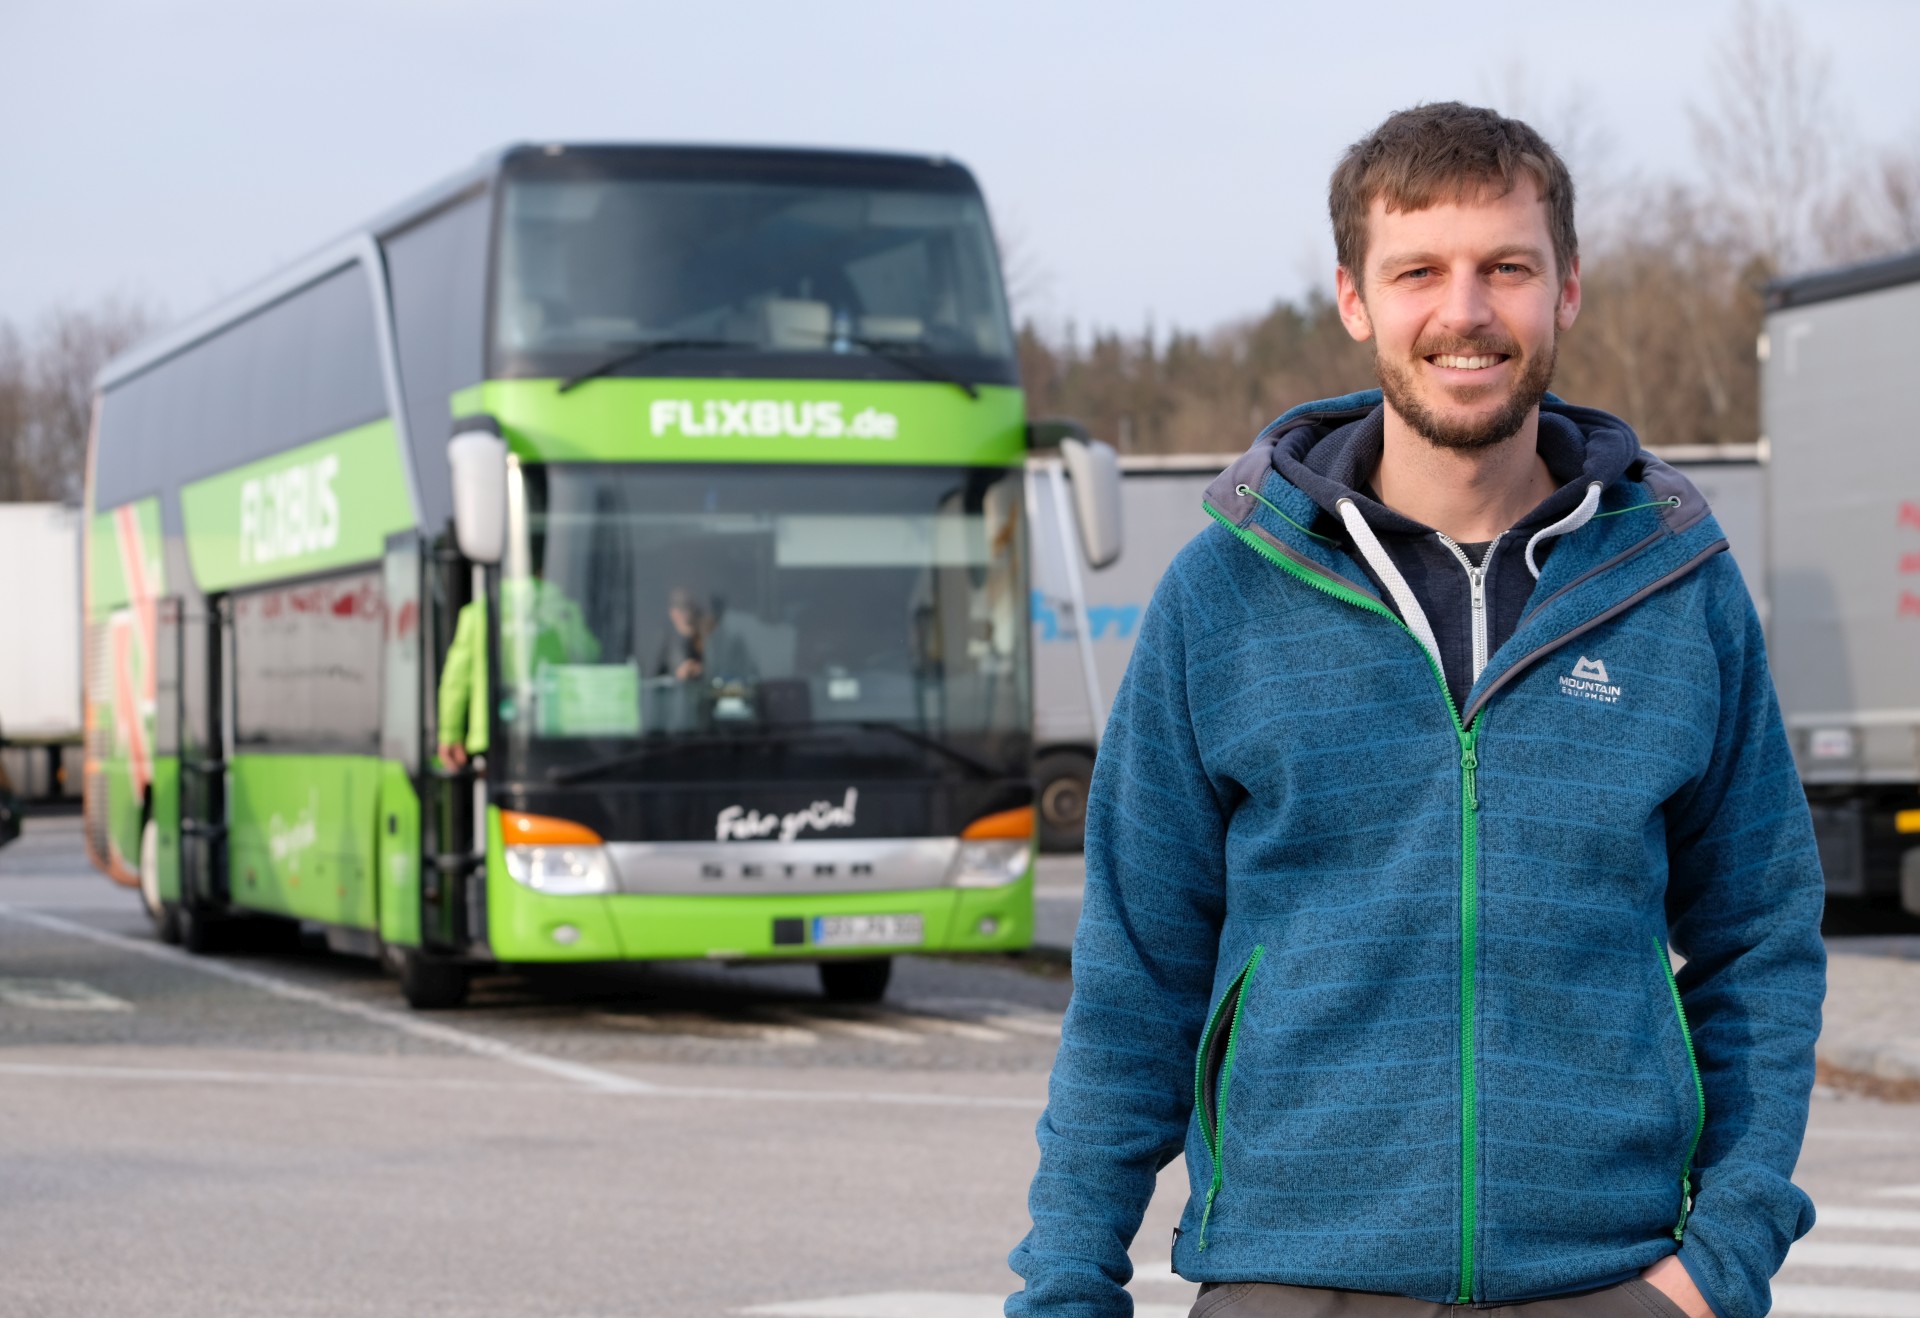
top-left (171, 594), bottom-right (229, 912)
top-left (383, 532), bottom-right (482, 957)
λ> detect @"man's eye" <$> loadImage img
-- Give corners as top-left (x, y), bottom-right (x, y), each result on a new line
top-left (1401, 267), bottom-right (1435, 280)
top-left (1493, 263), bottom-right (1527, 276)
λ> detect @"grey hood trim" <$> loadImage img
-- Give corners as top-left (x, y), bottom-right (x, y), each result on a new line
top-left (1632, 453), bottom-right (1713, 535)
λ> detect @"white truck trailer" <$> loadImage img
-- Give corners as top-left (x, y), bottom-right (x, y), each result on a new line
top-left (1763, 247), bottom-right (1920, 914)
top-left (1028, 443), bottom-right (1769, 853)
top-left (0, 502), bottom-right (84, 806)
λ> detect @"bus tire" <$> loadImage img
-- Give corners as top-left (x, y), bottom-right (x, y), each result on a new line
top-left (138, 817), bottom-right (181, 945)
top-left (819, 957), bottom-right (891, 1003)
top-left (1035, 750), bottom-right (1094, 853)
top-left (177, 903), bottom-right (224, 956)
top-left (397, 950), bottom-right (470, 1011)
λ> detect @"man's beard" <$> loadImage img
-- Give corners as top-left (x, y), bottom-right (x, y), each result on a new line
top-left (1374, 330), bottom-right (1559, 452)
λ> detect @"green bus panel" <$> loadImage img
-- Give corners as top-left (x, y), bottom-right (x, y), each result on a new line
top-left (151, 755), bottom-right (181, 904)
top-left (178, 419), bottom-right (416, 593)
top-left (450, 379), bottom-right (1026, 468)
top-left (482, 809), bottom-right (1034, 963)
top-left (226, 755), bottom-right (382, 929)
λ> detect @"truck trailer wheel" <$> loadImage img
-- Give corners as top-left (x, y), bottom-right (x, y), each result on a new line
top-left (1035, 751), bottom-right (1094, 853)
top-left (138, 818), bottom-right (181, 945)
top-left (819, 958), bottom-right (891, 1003)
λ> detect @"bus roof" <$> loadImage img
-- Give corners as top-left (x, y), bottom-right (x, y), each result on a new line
top-left (95, 142), bottom-right (973, 393)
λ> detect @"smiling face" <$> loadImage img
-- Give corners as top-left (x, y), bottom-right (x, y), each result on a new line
top-left (1336, 177), bottom-right (1581, 451)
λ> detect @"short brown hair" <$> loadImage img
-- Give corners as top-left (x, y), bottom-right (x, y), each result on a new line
top-left (1329, 102), bottom-right (1577, 281)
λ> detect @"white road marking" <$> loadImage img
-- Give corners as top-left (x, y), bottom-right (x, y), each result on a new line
top-left (738, 1296), bottom-right (1186, 1318)
top-left (764, 1006), bottom-right (924, 1045)
top-left (594, 1010), bottom-right (819, 1047)
top-left (882, 1011), bottom-right (1009, 1043)
top-left (1773, 1286), bottom-right (1920, 1317)
top-left (0, 903), bottom-right (652, 1095)
top-left (1877, 1186), bottom-right (1920, 1200)
top-left (1788, 1242), bottom-right (1920, 1273)
top-left (0, 1061), bottom-right (550, 1091)
top-left (1130, 1261), bottom-right (1179, 1284)
top-left (1818, 1207), bottom-right (1920, 1232)
top-left (0, 903), bottom-right (1048, 1111)
top-left (982, 1013), bottom-right (1063, 1039)
top-left (0, 976), bottom-right (132, 1011)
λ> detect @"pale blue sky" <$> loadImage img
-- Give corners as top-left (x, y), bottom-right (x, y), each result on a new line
top-left (4, 0), bottom-right (1916, 338)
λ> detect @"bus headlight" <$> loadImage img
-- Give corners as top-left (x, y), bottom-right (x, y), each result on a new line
top-left (948, 840), bottom-right (1031, 889)
top-left (504, 845), bottom-right (614, 895)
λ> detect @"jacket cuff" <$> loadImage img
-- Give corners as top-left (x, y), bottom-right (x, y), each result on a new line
top-left (1676, 1246), bottom-right (1731, 1318)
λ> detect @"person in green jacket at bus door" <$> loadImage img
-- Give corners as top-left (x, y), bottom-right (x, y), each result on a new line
top-left (436, 577), bottom-right (602, 770)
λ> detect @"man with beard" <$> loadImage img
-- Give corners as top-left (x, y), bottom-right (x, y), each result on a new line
top-left (1008, 104), bottom-right (1823, 1318)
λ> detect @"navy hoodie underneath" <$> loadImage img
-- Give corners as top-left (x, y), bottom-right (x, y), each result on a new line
top-left (1273, 405), bottom-right (1639, 711)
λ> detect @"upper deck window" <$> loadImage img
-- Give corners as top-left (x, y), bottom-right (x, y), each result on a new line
top-left (491, 154), bottom-right (1017, 386)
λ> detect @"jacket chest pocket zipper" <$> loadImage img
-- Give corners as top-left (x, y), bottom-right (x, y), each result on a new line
top-left (1653, 936), bottom-right (1707, 1240)
top-left (1193, 944), bottom-right (1265, 1249)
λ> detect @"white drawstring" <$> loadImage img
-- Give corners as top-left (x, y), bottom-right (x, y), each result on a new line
top-left (1524, 482), bottom-right (1603, 580)
top-left (1336, 498), bottom-right (1443, 670)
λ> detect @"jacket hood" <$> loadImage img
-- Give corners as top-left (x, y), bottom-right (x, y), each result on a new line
top-left (1204, 389), bottom-right (1714, 543)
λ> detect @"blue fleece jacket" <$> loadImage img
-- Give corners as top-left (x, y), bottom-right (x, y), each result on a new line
top-left (1009, 393), bottom-right (1825, 1318)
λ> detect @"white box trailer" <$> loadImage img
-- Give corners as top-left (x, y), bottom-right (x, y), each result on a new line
top-left (1027, 444), bottom-right (1768, 852)
top-left (0, 502), bottom-right (83, 801)
top-left (1027, 454), bottom-right (1230, 849)
top-left (1762, 247), bottom-right (1920, 911)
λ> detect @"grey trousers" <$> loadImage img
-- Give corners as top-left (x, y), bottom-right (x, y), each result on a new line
top-left (1188, 1278), bottom-right (1689, 1318)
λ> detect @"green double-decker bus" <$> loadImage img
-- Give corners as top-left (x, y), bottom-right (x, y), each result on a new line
top-left (86, 144), bottom-right (1112, 1008)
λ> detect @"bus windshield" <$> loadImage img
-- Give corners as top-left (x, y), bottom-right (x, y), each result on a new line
top-left (493, 162), bottom-right (1017, 384)
top-left (495, 463), bottom-right (1030, 783)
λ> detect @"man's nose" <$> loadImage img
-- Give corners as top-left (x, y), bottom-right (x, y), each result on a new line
top-left (1435, 268), bottom-right (1495, 334)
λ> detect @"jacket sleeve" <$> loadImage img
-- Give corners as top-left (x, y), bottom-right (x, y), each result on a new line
top-left (1008, 556), bottom-right (1232, 1315)
top-left (1662, 554), bottom-right (1825, 1318)
top-left (437, 600), bottom-right (482, 754)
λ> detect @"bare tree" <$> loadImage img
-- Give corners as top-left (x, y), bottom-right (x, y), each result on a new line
top-left (0, 326), bottom-right (28, 502)
top-left (1689, 0), bottom-right (1843, 275)
top-left (1818, 142), bottom-right (1920, 264)
top-left (0, 298), bottom-right (156, 504)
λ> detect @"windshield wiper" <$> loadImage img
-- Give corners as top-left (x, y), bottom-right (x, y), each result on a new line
top-left (557, 339), bottom-right (756, 394)
top-left (547, 722), bottom-right (1006, 786)
top-left (848, 338), bottom-right (979, 400)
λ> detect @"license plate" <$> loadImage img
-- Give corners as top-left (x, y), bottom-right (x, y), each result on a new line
top-left (811, 914), bottom-right (924, 948)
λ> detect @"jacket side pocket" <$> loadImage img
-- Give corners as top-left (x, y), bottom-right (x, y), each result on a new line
top-left (1193, 944), bottom-right (1265, 1249)
top-left (1653, 936), bottom-right (1706, 1242)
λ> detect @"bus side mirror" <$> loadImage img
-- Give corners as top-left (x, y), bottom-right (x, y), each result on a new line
top-left (448, 418), bottom-right (507, 565)
top-left (1060, 437), bottom-right (1123, 570)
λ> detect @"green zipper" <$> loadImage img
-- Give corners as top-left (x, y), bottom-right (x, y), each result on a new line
top-left (1193, 943), bottom-right (1266, 1249)
top-left (1654, 936), bottom-right (1707, 1241)
top-left (1204, 502), bottom-right (1483, 1300)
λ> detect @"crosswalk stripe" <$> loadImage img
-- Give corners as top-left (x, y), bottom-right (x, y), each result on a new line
top-left (761, 1007), bottom-right (924, 1045)
top-left (737, 1295), bottom-right (1187, 1318)
top-left (1819, 1208), bottom-right (1920, 1232)
top-left (1773, 1286), bottom-right (1920, 1317)
top-left (1876, 1186), bottom-right (1920, 1201)
top-left (1788, 1242), bottom-right (1920, 1273)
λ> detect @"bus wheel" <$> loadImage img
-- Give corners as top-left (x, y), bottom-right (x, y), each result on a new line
top-left (1035, 751), bottom-right (1094, 853)
top-left (177, 903), bottom-right (224, 956)
top-left (397, 950), bottom-right (470, 1011)
top-left (138, 818), bottom-right (181, 945)
top-left (819, 958), bottom-right (891, 1003)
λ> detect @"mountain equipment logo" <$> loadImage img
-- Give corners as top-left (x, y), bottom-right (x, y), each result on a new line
top-left (1560, 655), bottom-right (1623, 704)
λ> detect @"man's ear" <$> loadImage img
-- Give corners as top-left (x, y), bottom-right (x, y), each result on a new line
top-left (1335, 265), bottom-right (1373, 343)
top-left (1556, 254), bottom-right (1582, 332)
